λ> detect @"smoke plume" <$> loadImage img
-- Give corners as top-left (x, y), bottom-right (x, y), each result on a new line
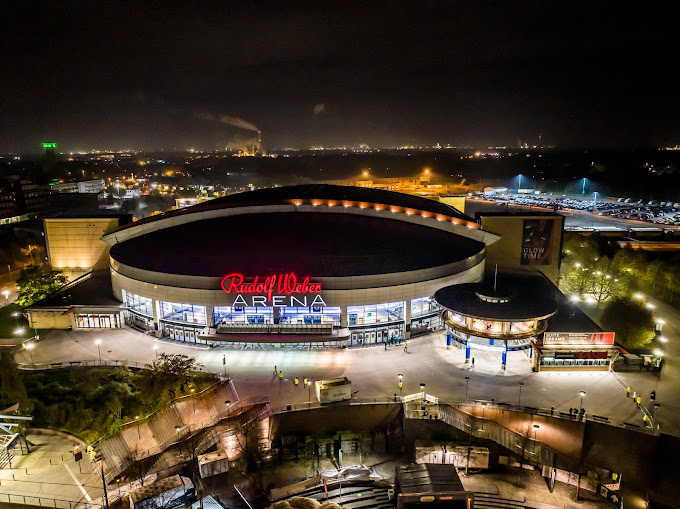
top-left (194, 111), bottom-right (259, 132)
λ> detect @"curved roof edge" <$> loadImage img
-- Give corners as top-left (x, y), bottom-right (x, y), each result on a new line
top-left (102, 186), bottom-right (501, 247)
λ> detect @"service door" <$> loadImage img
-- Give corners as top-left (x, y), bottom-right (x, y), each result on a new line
top-left (187, 329), bottom-right (194, 342)
top-left (178, 328), bottom-right (184, 341)
top-left (370, 331), bottom-right (376, 344)
top-left (351, 333), bottom-right (359, 346)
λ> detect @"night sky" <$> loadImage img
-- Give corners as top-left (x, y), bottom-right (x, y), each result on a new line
top-left (2, 1), bottom-right (678, 152)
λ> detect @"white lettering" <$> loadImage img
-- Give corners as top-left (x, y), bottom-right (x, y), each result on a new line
top-left (310, 295), bottom-right (327, 307)
top-left (233, 294), bottom-right (248, 306)
top-left (252, 296), bottom-right (267, 307)
top-left (272, 295), bottom-right (286, 307)
top-left (290, 296), bottom-right (308, 307)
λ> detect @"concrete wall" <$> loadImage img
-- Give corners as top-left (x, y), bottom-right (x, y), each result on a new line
top-left (269, 403), bottom-right (402, 438)
top-left (45, 217), bottom-right (121, 279)
top-left (479, 215), bottom-right (564, 284)
top-left (26, 309), bottom-right (73, 330)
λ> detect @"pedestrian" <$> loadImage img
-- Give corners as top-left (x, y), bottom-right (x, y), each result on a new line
top-left (550, 406), bottom-right (554, 415)
top-left (633, 390), bottom-right (636, 400)
top-left (303, 377), bottom-right (308, 386)
top-left (384, 340), bottom-right (387, 350)
top-left (626, 386), bottom-right (631, 397)
top-left (274, 365), bottom-right (278, 375)
top-left (294, 377), bottom-right (299, 387)
top-left (643, 414), bottom-right (649, 424)
top-left (650, 390), bottom-right (656, 401)
top-left (279, 371), bottom-right (283, 381)
top-left (404, 342), bottom-right (408, 353)
top-left (471, 358), bottom-right (475, 368)
top-left (636, 396), bottom-right (642, 408)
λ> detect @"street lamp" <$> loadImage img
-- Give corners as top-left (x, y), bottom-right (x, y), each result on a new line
top-left (307, 380), bottom-right (313, 406)
top-left (465, 376), bottom-right (470, 400)
top-left (15, 327), bottom-right (25, 336)
top-left (579, 391), bottom-right (586, 412)
top-left (2, 289), bottom-right (9, 300)
top-left (25, 341), bottom-right (35, 367)
top-left (13, 312), bottom-right (19, 328)
top-left (175, 425), bottom-right (182, 443)
top-left (191, 388), bottom-right (196, 414)
top-left (420, 383), bottom-right (425, 397)
top-left (518, 383), bottom-right (524, 407)
top-left (95, 339), bottom-right (102, 364)
top-left (581, 177), bottom-right (587, 194)
top-left (517, 174), bottom-right (523, 190)
top-left (153, 344), bottom-right (159, 359)
top-left (532, 424), bottom-right (540, 453)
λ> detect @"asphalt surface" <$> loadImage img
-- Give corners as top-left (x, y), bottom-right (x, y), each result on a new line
top-left (16, 327), bottom-right (660, 433)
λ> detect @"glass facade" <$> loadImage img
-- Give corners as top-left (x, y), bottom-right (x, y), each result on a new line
top-left (77, 313), bottom-right (121, 329)
top-left (159, 301), bottom-right (206, 325)
top-left (510, 320), bottom-right (537, 333)
top-left (122, 290), bottom-right (153, 317)
top-left (348, 301), bottom-right (404, 326)
top-left (411, 296), bottom-right (442, 318)
top-left (213, 306), bottom-right (273, 325)
top-left (280, 306), bottom-right (341, 325)
top-left (471, 318), bottom-right (503, 334)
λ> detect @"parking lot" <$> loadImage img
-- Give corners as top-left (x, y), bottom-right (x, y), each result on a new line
top-left (476, 192), bottom-right (680, 227)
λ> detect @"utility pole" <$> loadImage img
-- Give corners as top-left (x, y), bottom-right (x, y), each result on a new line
top-left (99, 458), bottom-right (110, 509)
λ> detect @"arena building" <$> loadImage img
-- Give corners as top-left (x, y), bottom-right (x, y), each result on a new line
top-left (27, 185), bottom-right (500, 347)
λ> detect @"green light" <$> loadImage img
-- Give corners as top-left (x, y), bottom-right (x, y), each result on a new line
top-left (42, 142), bottom-right (57, 149)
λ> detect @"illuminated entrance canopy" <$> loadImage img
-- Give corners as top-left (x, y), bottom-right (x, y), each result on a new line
top-left (220, 272), bottom-right (326, 307)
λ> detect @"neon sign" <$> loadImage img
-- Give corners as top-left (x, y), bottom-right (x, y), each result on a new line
top-left (220, 272), bottom-right (326, 307)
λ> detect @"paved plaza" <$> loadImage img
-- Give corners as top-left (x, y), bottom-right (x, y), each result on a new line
top-left (14, 323), bottom-right (668, 434)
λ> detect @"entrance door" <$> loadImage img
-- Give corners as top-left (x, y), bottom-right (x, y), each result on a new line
top-left (178, 328), bottom-right (185, 341)
top-left (186, 329), bottom-right (194, 342)
top-left (351, 333), bottom-right (359, 346)
top-left (369, 331), bottom-right (376, 344)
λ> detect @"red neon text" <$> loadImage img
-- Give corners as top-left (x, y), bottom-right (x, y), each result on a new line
top-left (221, 273), bottom-right (322, 300)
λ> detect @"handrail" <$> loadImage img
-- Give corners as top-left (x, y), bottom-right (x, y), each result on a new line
top-left (91, 380), bottom-right (224, 446)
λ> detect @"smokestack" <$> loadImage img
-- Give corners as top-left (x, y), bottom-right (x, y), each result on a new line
top-left (257, 130), bottom-right (262, 156)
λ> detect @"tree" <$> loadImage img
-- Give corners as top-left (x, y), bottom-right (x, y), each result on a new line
top-left (601, 298), bottom-right (656, 349)
top-left (0, 351), bottom-right (32, 412)
top-left (15, 266), bottom-right (68, 307)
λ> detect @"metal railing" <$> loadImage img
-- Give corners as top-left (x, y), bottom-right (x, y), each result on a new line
top-left (16, 359), bottom-right (152, 371)
top-left (0, 493), bottom-right (103, 509)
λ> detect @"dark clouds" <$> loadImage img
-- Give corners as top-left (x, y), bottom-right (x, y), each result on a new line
top-left (1, 1), bottom-right (678, 152)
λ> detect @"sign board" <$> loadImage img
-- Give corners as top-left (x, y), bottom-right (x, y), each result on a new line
top-left (521, 219), bottom-right (555, 265)
top-left (221, 272), bottom-right (326, 307)
top-left (554, 350), bottom-right (608, 360)
top-left (544, 332), bottom-right (615, 346)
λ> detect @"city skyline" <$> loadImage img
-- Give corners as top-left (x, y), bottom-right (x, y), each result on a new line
top-left (1, 1), bottom-right (678, 152)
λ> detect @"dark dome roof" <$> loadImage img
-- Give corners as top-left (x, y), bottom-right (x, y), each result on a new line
top-left (110, 212), bottom-right (485, 277)
top-left (434, 273), bottom-right (558, 320)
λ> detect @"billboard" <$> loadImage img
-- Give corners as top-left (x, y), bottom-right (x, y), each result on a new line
top-left (543, 332), bottom-right (615, 346)
top-left (521, 219), bottom-right (555, 265)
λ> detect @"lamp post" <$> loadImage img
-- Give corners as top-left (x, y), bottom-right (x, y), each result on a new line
top-left (136, 416), bottom-right (141, 440)
top-left (518, 383), bottom-right (524, 407)
top-left (25, 341), bottom-right (35, 367)
top-left (420, 383), bottom-right (425, 398)
top-left (153, 344), bottom-right (159, 359)
top-left (465, 376), bottom-right (470, 400)
top-left (532, 424), bottom-right (540, 453)
top-left (582, 177), bottom-right (586, 194)
top-left (13, 312), bottom-right (19, 328)
top-left (175, 425), bottom-right (182, 444)
top-left (579, 391), bottom-right (586, 413)
top-left (518, 174), bottom-right (523, 191)
top-left (191, 388), bottom-right (196, 414)
top-left (2, 289), bottom-right (9, 301)
top-left (95, 339), bottom-right (102, 364)
top-left (398, 374), bottom-right (403, 396)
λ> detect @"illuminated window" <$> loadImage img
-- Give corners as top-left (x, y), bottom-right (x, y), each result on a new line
top-left (212, 306), bottom-right (273, 325)
top-left (510, 320), bottom-right (537, 333)
top-left (411, 296), bottom-right (442, 318)
top-left (471, 318), bottom-right (502, 334)
top-left (122, 290), bottom-right (153, 317)
top-left (159, 301), bottom-right (206, 325)
top-left (449, 312), bottom-right (465, 325)
top-left (280, 307), bottom-right (341, 325)
top-left (348, 301), bottom-right (404, 326)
